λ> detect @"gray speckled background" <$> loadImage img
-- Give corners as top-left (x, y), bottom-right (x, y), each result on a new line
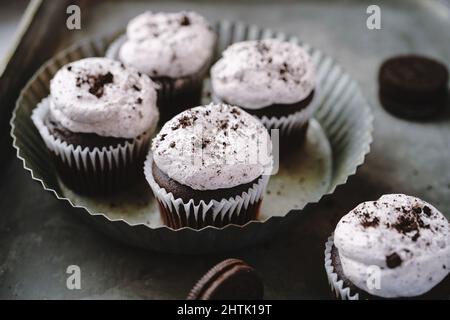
top-left (1, 0), bottom-right (450, 299)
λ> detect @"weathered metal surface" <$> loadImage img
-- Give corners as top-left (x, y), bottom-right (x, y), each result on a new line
top-left (1, 0), bottom-right (450, 299)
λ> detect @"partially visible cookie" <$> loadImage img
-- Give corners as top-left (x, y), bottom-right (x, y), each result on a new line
top-left (187, 259), bottom-right (264, 300)
top-left (378, 55), bottom-right (448, 119)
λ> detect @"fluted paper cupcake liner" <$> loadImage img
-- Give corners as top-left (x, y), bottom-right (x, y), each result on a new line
top-left (260, 90), bottom-right (320, 136)
top-left (324, 235), bottom-right (360, 300)
top-left (144, 153), bottom-right (270, 230)
top-left (31, 97), bottom-right (152, 195)
top-left (104, 35), bottom-right (126, 67)
top-left (106, 35), bottom-right (211, 121)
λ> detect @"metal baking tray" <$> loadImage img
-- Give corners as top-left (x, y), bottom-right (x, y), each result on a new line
top-left (1, 0), bottom-right (450, 299)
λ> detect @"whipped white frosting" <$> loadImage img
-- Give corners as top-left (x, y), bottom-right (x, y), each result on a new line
top-left (211, 39), bottom-right (315, 109)
top-left (334, 194), bottom-right (450, 298)
top-left (49, 57), bottom-right (159, 139)
top-left (118, 11), bottom-right (216, 78)
top-left (151, 103), bottom-right (273, 190)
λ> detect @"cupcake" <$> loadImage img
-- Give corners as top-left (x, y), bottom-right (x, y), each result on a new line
top-left (144, 103), bottom-right (273, 230)
top-left (325, 194), bottom-right (450, 300)
top-left (106, 11), bottom-right (216, 121)
top-left (31, 57), bottom-right (159, 195)
top-left (211, 39), bottom-right (318, 142)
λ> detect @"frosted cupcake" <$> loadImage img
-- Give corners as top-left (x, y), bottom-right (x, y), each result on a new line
top-left (144, 103), bottom-right (273, 230)
top-left (211, 39), bottom-right (318, 141)
top-left (325, 194), bottom-right (450, 300)
top-left (32, 57), bottom-right (159, 195)
top-left (106, 11), bottom-right (216, 121)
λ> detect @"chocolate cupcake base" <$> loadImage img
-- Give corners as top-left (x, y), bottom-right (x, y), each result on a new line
top-left (213, 88), bottom-right (319, 150)
top-left (151, 161), bottom-right (261, 203)
top-left (144, 154), bottom-right (269, 230)
top-left (243, 91), bottom-right (315, 118)
top-left (258, 90), bottom-right (318, 136)
top-left (244, 91), bottom-right (315, 153)
top-left (32, 98), bottom-right (151, 196)
top-left (49, 145), bottom-right (148, 196)
top-left (324, 235), bottom-right (450, 300)
top-left (154, 73), bottom-right (205, 123)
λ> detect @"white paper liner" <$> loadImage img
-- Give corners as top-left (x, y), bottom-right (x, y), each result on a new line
top-left (31, 97), bottom-right (151, 190)
top-left (324, 235), bottom-right (360, 300)
top-left (143, 153), bottom-right (270, 229)
top-left (212, 85), bottom-right (320, 136)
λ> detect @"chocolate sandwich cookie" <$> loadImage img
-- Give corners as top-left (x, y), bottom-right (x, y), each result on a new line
top-left (144, 103), bottom-right (273, 229)
top-left (379, 55), bottom-right (449, 119)
top-left (31, 57), bottom-right (159, 195)
top-left (187, 259), bottom-right (264, 300)
top-left (325, 194), bottom-right (450, 300)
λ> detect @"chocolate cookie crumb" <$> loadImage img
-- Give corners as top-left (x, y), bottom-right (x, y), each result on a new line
top-left (393, 214), bottom-right (419, 234)
top-left (386, 252), bottom-right (402, 268)
top-left (76, 72), bottom-right (114, 98)
top-left (180, 15), bottom-right (191, 26)
top-left (423, 206), bottom-right (432, 216)
top-left (412, 206), bottom-right (422, 214)
top-left (361, 216), bottom-right (380, 228)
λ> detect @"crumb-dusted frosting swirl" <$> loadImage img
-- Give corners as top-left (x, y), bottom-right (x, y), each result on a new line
top-left (334, 194), bottom-right (450, 298)
top-left (118, 11), bottom-right (216, 78)
top-left (151, 103), bottom-right (273, 190)
top-left (49, 57), bottom-right (159, 139)
top-left (211, 39), bottom-right (315, 109)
